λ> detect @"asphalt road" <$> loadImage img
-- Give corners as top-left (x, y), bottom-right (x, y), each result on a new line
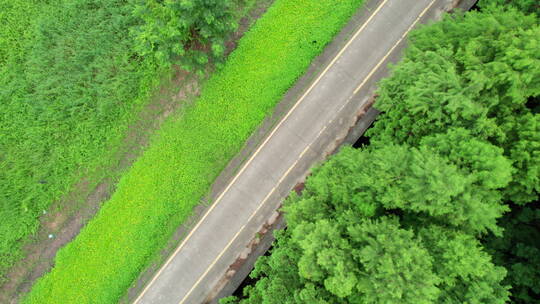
top-left (133, 0), bottom-right (455, 303)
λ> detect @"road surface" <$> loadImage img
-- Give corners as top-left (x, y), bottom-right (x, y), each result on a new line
top-left (134, 0), bottom-right (455, 303)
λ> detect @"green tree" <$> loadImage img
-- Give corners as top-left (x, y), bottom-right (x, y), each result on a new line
top-left (292, 145), bottom-right (510, 235)
top-left (363, 6), bottom-right (539, 301)
top-left (417, 225), bottom-right (509, 303)
top-left (478, 0), bottom-right (540, 15)
top-left (368, 7), bottom-right (540, 204)
top-left (226, 146), bottom-right (509, 304)
top-left (419, 128), bottom-right (513, 191)
top-left (131, 0), bottom-right (237, 70)
top-left (348, 217), bottom-right (441, 303)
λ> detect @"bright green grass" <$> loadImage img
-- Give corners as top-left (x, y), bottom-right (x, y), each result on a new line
top-left (24, 0), bottom-right (364, 302)
top-left (0, 0), bottom-right (256, 283)
top-left (0, 0), bottom-right (161, 281)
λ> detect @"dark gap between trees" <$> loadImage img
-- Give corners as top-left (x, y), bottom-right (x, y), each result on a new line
top-left (231, 242), bottom-right (275, 299)
top-left (526, 95), bottom-right (540, 114)
top-left (469, 0), bottom-right (480, 11)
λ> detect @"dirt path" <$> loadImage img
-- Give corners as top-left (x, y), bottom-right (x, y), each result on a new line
top-left (0, 1), bottom-right (273, 302)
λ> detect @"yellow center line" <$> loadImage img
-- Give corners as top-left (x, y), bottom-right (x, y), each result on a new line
top-left (177, 0), bottom-right (438, 303)
top-left (132, 0), bottom-right (390, 302)
top-left (352, 0), bottom-right (436, 96)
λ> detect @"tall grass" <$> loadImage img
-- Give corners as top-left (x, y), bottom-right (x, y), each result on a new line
top-left (23, 0), bottom-right (364, 302)
top-left (0, 0), bottom-right (162, 281)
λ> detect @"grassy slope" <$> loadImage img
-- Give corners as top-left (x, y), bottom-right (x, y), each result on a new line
top-left (24, 0), bottom-right (364, 302)
top-left (0, 0), bottom-right (161, 280)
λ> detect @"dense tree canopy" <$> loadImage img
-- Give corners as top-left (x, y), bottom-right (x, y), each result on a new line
top-left (365, 7), bottom-right (539, 301)
top-left (478, 0), bottom-right (539, 15)
top-left (367, 6), bottom-right (540, 204)
top-left (289, 144), bottom-right (510, 235)
top-left (227, 146), bottom-right (509, 304)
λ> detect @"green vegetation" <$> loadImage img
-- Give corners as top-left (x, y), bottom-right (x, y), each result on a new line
top-left (478, 0), bottom-right (539, 15)
top-left (0, 0), bottom-right (258, 285)
top-left (23, 0), bottom-right (365, 302)
top-left (368, 5), bottom-right (539, 204)
top-left (226, 3), bottom-right (539, 304)
top-left (368, 6), bottom-right (540, 301)
top-left (0, 0), bottom-right (159, 282)
top-left (228, 145), bottom-right (510, 303)
top-left (132, 0), bottom-right (237, 70)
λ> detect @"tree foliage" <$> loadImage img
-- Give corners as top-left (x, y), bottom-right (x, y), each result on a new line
top-left (368, 7), bottom-right (540, 204)
top-left (131, 0), bottom-right (238, 70)
top-left (363, 6), bottom-right (539, 300)
top-left (227, 147), bottom-right (509, 304)
top-left (292, 144), bottom-right (510, 235)
top-left (478, 0), bottom-right (540, 15)
top-left (364, 5), bottom-right (539, 301)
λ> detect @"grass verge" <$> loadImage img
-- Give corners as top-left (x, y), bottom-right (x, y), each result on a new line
top-left (0, 0), bottom-right (162, 280)
top-left (23, 0), bottom-right (364, 302)
top-left (0, 0), bottom-right (254, 285)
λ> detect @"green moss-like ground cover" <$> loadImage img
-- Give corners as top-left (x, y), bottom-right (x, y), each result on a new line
top-left (24, 0), bottom-right (364, 302)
